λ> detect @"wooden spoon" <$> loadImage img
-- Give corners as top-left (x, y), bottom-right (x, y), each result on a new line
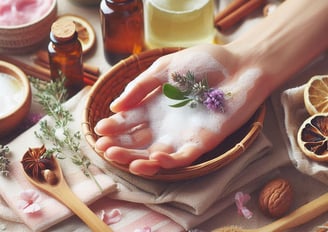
top-left (22, 151), bottom-right (113, 232)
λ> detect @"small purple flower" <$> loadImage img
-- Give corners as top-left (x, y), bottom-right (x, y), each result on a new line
top-left (203, 88), bottom-right (225, 112)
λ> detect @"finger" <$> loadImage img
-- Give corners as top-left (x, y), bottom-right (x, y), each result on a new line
top-left (148, 142), bottom-right (175, 154)
top-left (129, 159), bottom-right (161, 176)
top-left (94, 110), bottom-right (147, 135)
top-left (95, 127), bottom-right (153, 151)
top-left (110, 57), bottom-right (170, 112)
top-left (103, 147), bottom-right (150, 165)
top-left (150, 143), bottom-right (204, 169)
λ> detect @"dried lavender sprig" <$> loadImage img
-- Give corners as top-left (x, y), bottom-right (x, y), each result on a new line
top-left (164, 71), bottom-right (229, 112)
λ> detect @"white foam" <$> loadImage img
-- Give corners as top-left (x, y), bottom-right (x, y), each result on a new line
top-left (118, 135), bottom-right (133, 146)
top-left (145, 67), bottom-right (262, 150)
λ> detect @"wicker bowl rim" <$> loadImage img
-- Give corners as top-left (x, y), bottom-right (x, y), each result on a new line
top-left (82, 48), bottom-right (266, 181)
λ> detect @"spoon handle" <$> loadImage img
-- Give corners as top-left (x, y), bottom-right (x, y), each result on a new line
top-left (55, 181), bottom-right (113, 232)
top-left (261, 192), bottom-right (328, 232)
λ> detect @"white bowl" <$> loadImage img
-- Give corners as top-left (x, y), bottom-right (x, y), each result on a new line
top-left (0, 61), bottom-right (32, 136)
top-left (0, 0), bottom-right (58, 54)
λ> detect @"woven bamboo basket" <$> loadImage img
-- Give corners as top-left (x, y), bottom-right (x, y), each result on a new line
top-left (83, 48), bottom-right (266, 181)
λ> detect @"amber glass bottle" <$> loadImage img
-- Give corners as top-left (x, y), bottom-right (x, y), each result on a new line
top-left (48, 19), bottom-right (84, 93)
top-left (100, 0), bottom-right (144, 64)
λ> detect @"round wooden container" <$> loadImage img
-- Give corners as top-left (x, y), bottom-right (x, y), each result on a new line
top-left (0, 0), bottom-right (57, 54)
top-left (0, 61), bottom-right (32, 136)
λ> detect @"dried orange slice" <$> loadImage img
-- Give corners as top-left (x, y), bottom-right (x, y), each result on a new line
top-left (304, 75), bottom-right (328, 115)
top-left (297, 113), bottom-right (328, 162)
top-left (58, 14), bottom-right (96, 54)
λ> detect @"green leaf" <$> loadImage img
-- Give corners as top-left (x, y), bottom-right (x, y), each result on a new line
top-left (163, 83), bottom-right (187, 100)
top-left (169, 99), bottom-right (192, 108)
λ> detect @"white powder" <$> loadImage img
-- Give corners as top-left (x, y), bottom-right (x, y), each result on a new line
top-left (118, 134), bottom-right (133, 146)
top-left (147, 95), bottom-right (222, 149)
top-left (168, 51), bottom-right (229, 84)
top-left (0, 73), bottom-right (24, 117)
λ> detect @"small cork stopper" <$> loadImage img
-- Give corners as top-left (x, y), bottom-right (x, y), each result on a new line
top-left (51, 19), bottom-right (76, 42)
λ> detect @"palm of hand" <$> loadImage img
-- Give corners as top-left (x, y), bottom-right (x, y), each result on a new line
top-left (94, 45), bottom-right (260, 176)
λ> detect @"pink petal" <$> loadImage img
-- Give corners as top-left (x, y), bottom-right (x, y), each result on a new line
top-left (23, 203), bottom-right (41, 214)
top-left (100, 209), bottom-right (122, 225)
top-left (18, 189), bottom-right (42, 214)
top-left (134, 226), bottom-right (152, 232)
top-left (234, 192), bottom-right (253, 219)
top-left (20, 189), bottom-right (40, 202)
top-left (18, 200), bottom-right (30, 210)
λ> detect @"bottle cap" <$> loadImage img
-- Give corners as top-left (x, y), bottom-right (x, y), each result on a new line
top-left (51, 19), bottom-right (76, 42)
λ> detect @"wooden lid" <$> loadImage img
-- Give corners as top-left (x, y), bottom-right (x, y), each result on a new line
top-left (51, 19), bottom-right (76, 42)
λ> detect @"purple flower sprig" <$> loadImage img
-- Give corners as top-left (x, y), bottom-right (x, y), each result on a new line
top-left (163, 71), bottom-right (230, 112)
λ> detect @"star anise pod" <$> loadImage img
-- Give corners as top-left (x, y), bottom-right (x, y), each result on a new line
top-left (21, 145), bottom-right (54, 180)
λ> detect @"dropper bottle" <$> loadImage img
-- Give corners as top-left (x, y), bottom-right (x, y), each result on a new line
top-left (48, 19), bottom-right (84, 94)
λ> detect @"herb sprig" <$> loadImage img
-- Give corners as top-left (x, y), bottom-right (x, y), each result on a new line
top-left (0, 145), bottom-right (10, 176)
top-left (163, 71), bottom-right (229, 112)
top-left (30, 76), bottom-right (101, 190)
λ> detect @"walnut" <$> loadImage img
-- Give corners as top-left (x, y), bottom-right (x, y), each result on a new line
top-left (258, 178), bottom-right (293, 218)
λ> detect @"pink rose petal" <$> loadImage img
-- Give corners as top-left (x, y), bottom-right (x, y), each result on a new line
top-left (100, 209), bottom-right (122, 225)
top-left (23, 203), bottom-right (41, 214)
top-left (134, 226), bottom-right (151, 232)
top-left (234, 191), bottom-right (253, 219)
top-left (18, 189), bottom-right (41, 214)
top-left (20, 189), bottom-right (40, 202)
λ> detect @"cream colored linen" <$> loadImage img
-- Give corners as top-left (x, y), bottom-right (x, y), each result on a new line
top-left (281, 85), bottom-right (328, 185)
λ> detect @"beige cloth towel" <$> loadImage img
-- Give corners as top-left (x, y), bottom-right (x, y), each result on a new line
top-left (269, 52), bottom-right (328, 187)
top-left (104, 133), bottom-right (272, 215)
top-left (281, 85), bottom-right (328, 185)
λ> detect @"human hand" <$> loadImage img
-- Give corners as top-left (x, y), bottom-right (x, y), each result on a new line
top-left (94, 44), bottom-right (264, 176)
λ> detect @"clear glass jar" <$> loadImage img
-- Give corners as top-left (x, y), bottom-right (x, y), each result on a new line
top-left (100, 0), bottom-right (144, 64)
top-left (144, 0), bottom-right (216, 49)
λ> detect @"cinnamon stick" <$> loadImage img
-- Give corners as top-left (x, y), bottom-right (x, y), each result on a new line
top-left (0, 55), bottom-right (51, 81)
top-left (34, 58), bottom-right (98, 84)
top-left (215, 0), bottom-right (265, 31)
top-left (0, 55), bottom-right (97, 85)
top-left (35, 50), bottom-right (100, 76)
top-left (215, 0), bottom-right (249, 23)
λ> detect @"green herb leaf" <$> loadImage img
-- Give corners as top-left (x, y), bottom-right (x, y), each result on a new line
top-left (169, 99), bottom-right (192, 108)
top-left (0, 145), bottom-right (10, 176)
top-left (30, 75), bottom-right (103, 191)
top-left (163, 83), bottom-right (187, 100)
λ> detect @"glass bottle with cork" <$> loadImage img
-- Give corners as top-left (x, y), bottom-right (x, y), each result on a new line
top-left (100, 0), bottom-right (144, 64)
top-left (48, 19), bottom-right (84, 94)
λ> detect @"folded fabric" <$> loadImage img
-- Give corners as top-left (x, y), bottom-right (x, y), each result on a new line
top-left (281, 85), bottom-right (328, 185)
top-left (88, 131), bottom-right (281, 230)
top-left (0, 87), bottom-right (117, 232)
top-left (105, 133), bottom-right (271, 215)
